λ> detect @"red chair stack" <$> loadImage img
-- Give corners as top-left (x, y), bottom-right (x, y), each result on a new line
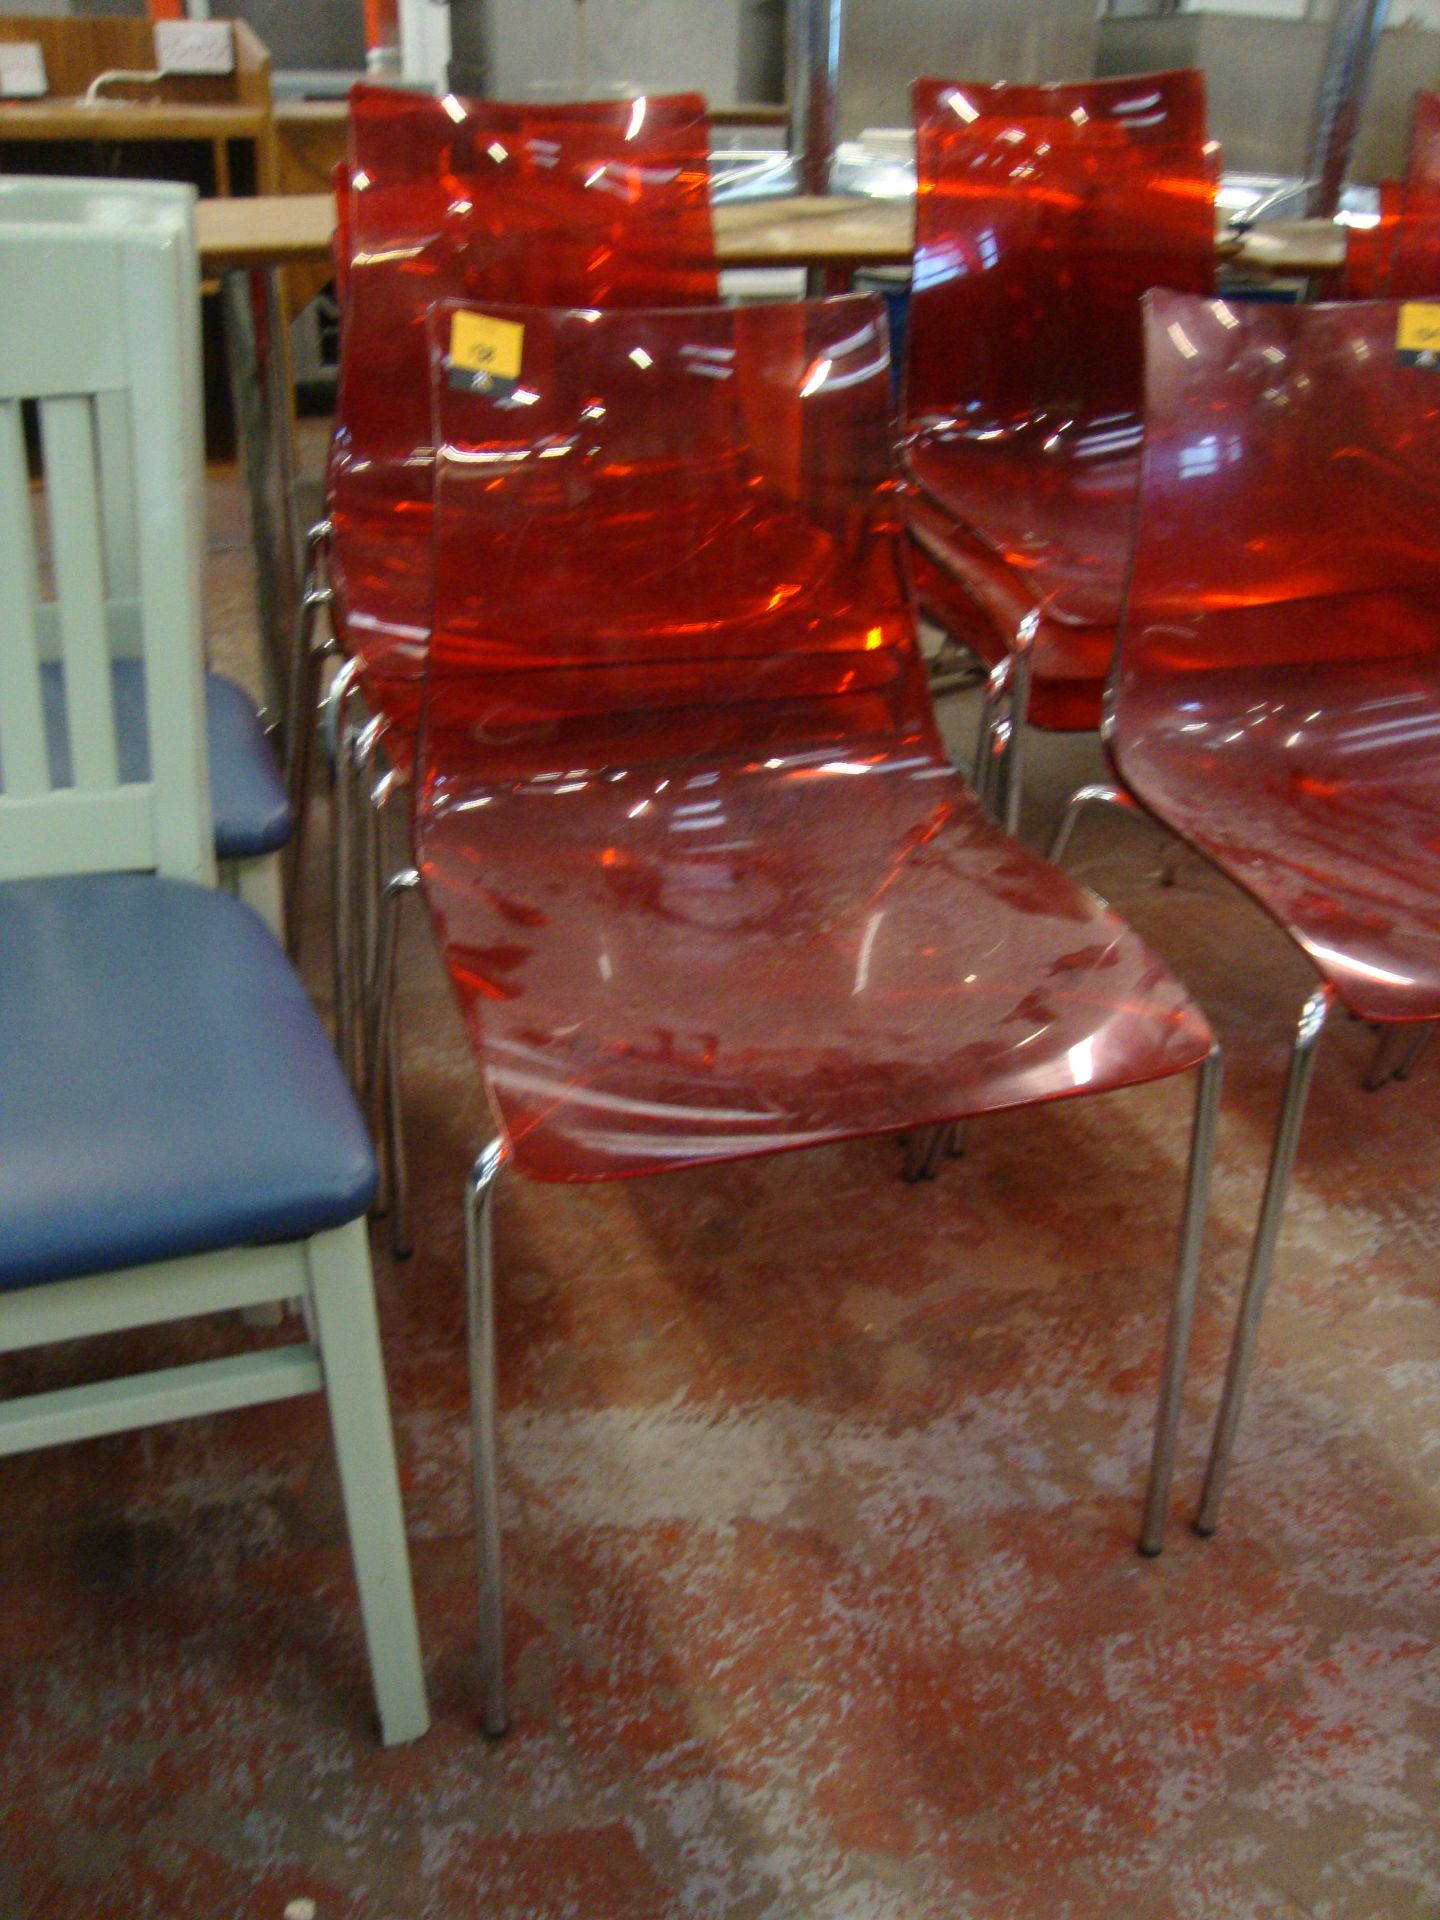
top-left (328, 84), bottom-right (719, 742)
top-left (902, 70), bottom-right (1219, 811)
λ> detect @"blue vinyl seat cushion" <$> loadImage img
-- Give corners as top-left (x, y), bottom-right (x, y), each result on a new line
top-left (31, 662), bottom-right (292, 860)
top-left (0, 874), bottom-right (377, 1292)
top-left (193, 674), bottom-right (293, 860)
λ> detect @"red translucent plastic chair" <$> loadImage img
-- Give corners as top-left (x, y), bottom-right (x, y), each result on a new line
top-left (326, 83), bottom-right (718, 723)
top-left (1053, 289), bottom-right (1440, 1538)
top-left (373, 291), bottom-right (1222, 1732)
top-left (1344, 92), bottom-right (1440, 299)
top-left (295, 84), bottom-right (720, 1042)
top-left (287, 89), bottom-right (716, 858)
top-left (903, 70), bottom-right (1219, 823)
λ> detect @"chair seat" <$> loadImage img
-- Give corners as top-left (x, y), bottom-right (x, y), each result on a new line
top-left (201, 675), bottom-right (293, 859)
top-left (904, 420), bottom-right (1140, 630)
top-left (906, 493), bottom-right (1115, 732)
top-left (0, 873), bottom-right (377, 1291)
top-left (1114, 621), bottom-right (1440, 1023)
top-left (419, 738), bottom-right (1213, 1182)
top-left (36, 663), bottom-right (292, 861)
top-left (904, 424), bottom-right (1137, 731)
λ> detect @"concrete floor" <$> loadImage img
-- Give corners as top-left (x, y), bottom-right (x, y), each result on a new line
top-left (2, 440), bottom-right (1438, 1919)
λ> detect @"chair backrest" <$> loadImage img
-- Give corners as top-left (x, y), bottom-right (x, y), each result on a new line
top-left (419, 293), bottom-right (930, 784)
top-left (906, 69), bottom-right (1218, 437)
top-left (0, 216), bottom-right (212, 885)
top-left (336, 84), bottom-right (719, 475)
top-left (1116, 291), bottom-right (1440, 704)
top-left (0, 178), bottom-right (203, 611)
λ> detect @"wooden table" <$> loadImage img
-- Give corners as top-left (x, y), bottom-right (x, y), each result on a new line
top-left (198, 189), bottom-right (1348, 278)
top-left (196, 188), bottom-right (922, 272)
top-left (0, 100), bottom-right (267, 134)
top-left (1228, 217), bottom-right (1347, 277)
top-left (0, 100), bottom-right (277, 197)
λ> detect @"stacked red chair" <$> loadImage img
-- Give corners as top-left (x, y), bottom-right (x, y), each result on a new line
top-left (1056, 289), bottom-right (1440, 1537)
top-left (902, 70), bottom-right (1219, 818)
top-left (327, 83), bottom-right (719, 749)
top-left (386, 291), bottom-right (1224, 1733)
top-left (296, 86), bottom-right (722, 1091)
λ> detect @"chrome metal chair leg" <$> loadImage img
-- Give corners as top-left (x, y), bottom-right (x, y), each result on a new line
top-left (973, 657), bottom-right (1011, 821)
top-left (898, 1119), bottom-right (969, 1180)
top-left (1194, 987), bottom-right (1331, 1539)
top-left (902, 1124), bottom-right (949, 1182)
top-left (1365, 1020), bottom-right (1433, 1090)
top-left (363, 767), bottom-right (402, 1219)
top-left (348, 716), bottom-right (389, 1090)
top-left (322, 647), bottom-right (362, 771)
top-left (284, 523), bottom-right (332, 769)
top-left (1392, 1023), bottom-right (1434, 1082)
top-left (929, 651), bottom-right (987, 695)
top-left (1000, 641), bottom-right (1032, 839)
top-left (1138, 1044), bottom-right (1223, 1555)
top-left (328, 669), bottom-right (362, 1083)
top-left (466, 1139), bottom-right (510, 1737)
top-left (282, 604), bottom-right (334, 954)
top-left (919, 605), bottom-right (987, 697)
top-left (282, 536), bottom-right (335, 955)
top-left (1047, 781), bottom-right (1139, 867)
top-left (366, 867), bottom-right (420, 1261)
top-left (1364, 1024), bottom-right (1407, 1091)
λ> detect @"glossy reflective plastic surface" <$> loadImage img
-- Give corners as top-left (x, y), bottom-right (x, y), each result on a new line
top-left (1112, 291), bottom-right (1440, 1023)
top-left (328, 84), bottom-right (718, 716)
top-left (903, 71), bottom-right (1218, 729)
top-left (417, 295), bottom-right (1212, 1182)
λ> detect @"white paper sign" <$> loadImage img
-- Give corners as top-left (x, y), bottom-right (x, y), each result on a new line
top-left (154, 21), bottom-right (235, 77)
top-left (0, 41), bottom-right (47, 99)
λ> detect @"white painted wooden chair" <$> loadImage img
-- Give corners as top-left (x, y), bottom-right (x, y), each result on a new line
top-left (0, 176), bottom-right (291, 936)
top-left (0, 215), bottom-right (428, 1746)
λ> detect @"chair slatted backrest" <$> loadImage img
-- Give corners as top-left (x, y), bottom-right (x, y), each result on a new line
top-left (0, 219), bottom-right (211, 885)
top-left (0, 180), bottom-right (203, 620)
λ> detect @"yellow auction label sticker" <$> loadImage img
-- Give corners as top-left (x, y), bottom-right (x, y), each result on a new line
top-left (1397, 302), bottom-right (1440, 368)
top-left (448, 311), bottom-right (525, 395)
